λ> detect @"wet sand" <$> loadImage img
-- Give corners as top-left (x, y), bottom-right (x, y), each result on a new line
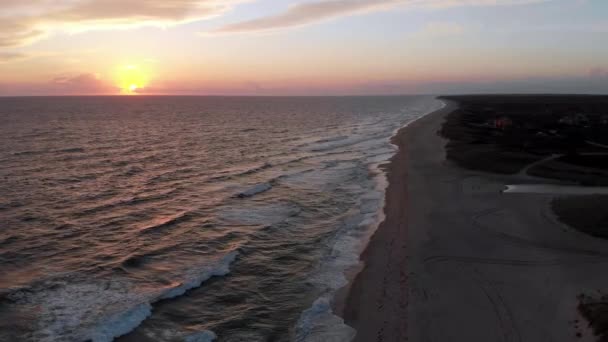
top-left (343, 101), bottom-right (608, 341)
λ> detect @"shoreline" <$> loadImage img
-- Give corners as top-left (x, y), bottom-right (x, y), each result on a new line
top-left (331, 98), bottom-right (446, 319)
top-left (340, 101), bottom-right (456, 341)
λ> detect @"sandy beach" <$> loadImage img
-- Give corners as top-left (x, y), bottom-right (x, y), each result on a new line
top-left (343, 101), bottom-right (608, 341)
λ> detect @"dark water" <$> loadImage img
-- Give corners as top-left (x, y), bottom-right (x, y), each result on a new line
top-left (0, 96), bottom-right (442, 342)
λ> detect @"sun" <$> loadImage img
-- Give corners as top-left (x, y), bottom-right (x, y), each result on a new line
top-left (115, 65), bottom-right (149, 95)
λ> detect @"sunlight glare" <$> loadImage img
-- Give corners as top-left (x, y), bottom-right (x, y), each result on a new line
top-left (116, 64), bottom-right (149, 95)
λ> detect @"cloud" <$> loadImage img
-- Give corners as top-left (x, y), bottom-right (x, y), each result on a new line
top-left (214, 0), bottom-right (401, 33)
top-left (0, 19), bottom-right (47, 48)
top-left (212, 0), bottom-right (547, 34)
top-left (0, 0), bottom-right (551, 45)
top-left (589, 67), bottom-right (608, 79)
top-left (0, 72), bottom-right (118, 96)
top-left (0, 0), bottom-right (248, 48)
top-left (50, 73), bottom-right (116, 94)
top-left (0, 52), bottom-right (27, 63)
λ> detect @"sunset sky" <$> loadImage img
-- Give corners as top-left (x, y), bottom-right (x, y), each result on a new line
top-left (0, 0), bottom-right (606, 96)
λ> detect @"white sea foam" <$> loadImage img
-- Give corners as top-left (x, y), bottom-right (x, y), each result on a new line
top-left (295, 97), bottom-right (445, 342)
top-left (12, 280), bottom-right (152, 342)
top-left (295, 297), bottom-right (356, 342)
top-left (160, 251), bottom-right (238, 299)
top-left (281, 161), bottom-right (361, 191)
top-left (8, 252), bottom-right (238, 342)
top-left (90, 303), bottom-right (153, 342)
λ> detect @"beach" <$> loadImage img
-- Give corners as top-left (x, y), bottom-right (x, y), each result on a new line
top-left (343, 100), bottom-right (608, 341)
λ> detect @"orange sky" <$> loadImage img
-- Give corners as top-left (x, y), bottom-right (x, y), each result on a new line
top-left (0, 0), bottom-right (606, 95)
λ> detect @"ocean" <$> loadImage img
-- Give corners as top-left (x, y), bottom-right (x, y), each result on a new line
top-left (0, 96), bottom-right (443, 342)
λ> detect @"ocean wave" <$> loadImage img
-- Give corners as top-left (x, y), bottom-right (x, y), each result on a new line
top-left (90, 303), bottom-right (153, 342)
top-left (122, 165), bottom-right (144, 176)
top-left (4, 251), bottom-right (238, 342)
top-left (210, 162), bottom-right (273, 182)
top-left (77, 196), bottom-right (136, 216)
top-left (295, 297), bottom-right (355, 342)
top-left (126, 188), bottom-right (177, 206)
top-left (160, 251), bottom-right (237, 299)
top-left (184, 330), bottom-right (217, 342)
top-left (295, 135), bottom-right (349, 149)
top-left (55, 147), bottom-right (85, 154)
top-left (235, 182), bottom-right (272, 198)
top-left (0, 199), bottom-right (24, 211)
top-left (12, 149), bottom-right (47, 156)
top-left (306, 134), bottom-right (386, 153)
top-left (281, 160), bottom-right (362, 191)
top-left (146, 167), bottom-right (197, 185)
top-left (56, 173), bottom-right (99, 184)
top-left (76, 189), bottom-right (176, 217)
top-left (0, 235), bottom-right (18, 246)
top-left (138, 211), bottom-right (191, 234)
top-left (218, 202), bottom-right (301, 226)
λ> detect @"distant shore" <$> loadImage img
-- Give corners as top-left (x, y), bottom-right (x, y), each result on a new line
top-left (342, 96), bottom-right (608, 341)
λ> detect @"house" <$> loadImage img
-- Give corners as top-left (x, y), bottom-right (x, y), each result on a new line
top-left (574, 113), bottom-right (590, 126)
top-left (559, 113), bottom-right (590, 126)
top-left (494, 116), bottom-right (513, 130)
top-left (559, 116), bottom-right (574, 125)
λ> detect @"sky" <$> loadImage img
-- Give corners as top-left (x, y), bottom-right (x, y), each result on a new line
top-left (0, 0), bottom-right (606, 96)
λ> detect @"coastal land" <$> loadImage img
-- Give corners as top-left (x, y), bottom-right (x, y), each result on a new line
top-left (343, 95), bottom-right (608, 341)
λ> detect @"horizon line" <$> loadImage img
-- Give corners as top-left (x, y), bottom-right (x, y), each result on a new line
top-left (1, 93), bottom-right (607, 98)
